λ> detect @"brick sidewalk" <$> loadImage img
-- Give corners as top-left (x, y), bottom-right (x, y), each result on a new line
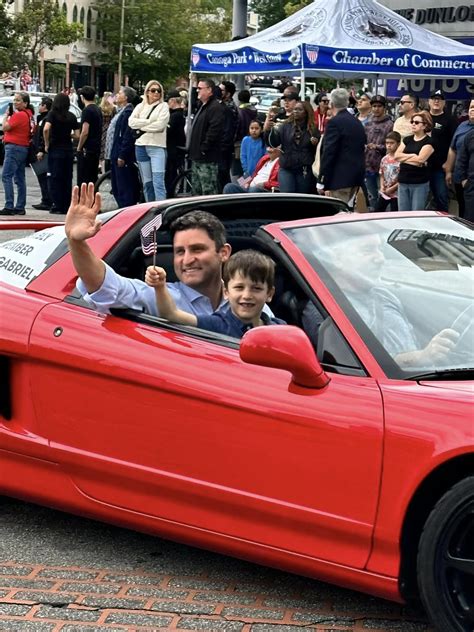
top-left (0, 561), bottom-right (432, 632)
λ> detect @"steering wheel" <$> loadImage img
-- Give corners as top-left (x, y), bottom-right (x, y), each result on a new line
top-left (448, 303), bottom-right (474, 362)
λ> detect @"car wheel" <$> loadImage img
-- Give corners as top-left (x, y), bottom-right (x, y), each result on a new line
top-left (417, 476), bottom-right (474, 632)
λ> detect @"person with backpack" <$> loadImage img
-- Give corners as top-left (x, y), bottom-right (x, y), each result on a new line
top-left (1, 91), bottom-right (34, 215)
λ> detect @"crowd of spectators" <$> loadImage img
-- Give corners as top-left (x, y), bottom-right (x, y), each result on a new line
top-left (1, 77), bottom-right (473, 221)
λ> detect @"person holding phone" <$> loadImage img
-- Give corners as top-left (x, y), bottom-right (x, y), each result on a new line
top-left (1, 92), bottom-right (34, 216)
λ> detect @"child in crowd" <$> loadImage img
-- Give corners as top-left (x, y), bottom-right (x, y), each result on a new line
top-left (376, 131), bottom-right (401, 212)
top-left (145, 249), bottom-right (285, 338)
top-left (240, 120), bottom-right (266, 178)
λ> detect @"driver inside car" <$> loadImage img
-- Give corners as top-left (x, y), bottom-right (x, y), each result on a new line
top-left (302, 231), bottom-right (460, 369)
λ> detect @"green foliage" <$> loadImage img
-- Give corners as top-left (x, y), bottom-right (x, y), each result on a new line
top-left (93, 0), bottom-right (232, 87)
top-left (13, 0), bottom-right (83, 65)
top-left (249, 0), bottom-right (286, 30)
top-left (0, 0), bottom-right (19, 71)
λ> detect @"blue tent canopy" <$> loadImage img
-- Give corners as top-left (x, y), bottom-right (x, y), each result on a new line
top-left (191, 0), bottom-right (474, 79)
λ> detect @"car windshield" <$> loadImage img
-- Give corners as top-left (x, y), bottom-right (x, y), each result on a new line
top-left (285, 216), bottom-right (474, 379)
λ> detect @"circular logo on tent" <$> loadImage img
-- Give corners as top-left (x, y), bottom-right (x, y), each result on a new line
top-left (342, 8), bottom-right (412, 46)
top-left (271, 8), bottom-right (326, 43)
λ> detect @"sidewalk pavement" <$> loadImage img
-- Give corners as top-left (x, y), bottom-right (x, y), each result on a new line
top-left (0, 164), bottom-right (71, 221)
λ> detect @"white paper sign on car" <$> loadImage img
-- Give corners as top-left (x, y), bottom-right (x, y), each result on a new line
top-left (0, 225), bottom-right (67, 289)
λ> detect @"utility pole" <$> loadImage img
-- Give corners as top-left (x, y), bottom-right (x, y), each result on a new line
top-left (232, 0), bottom-right (247, 90)
top-left (115, 0), bottom-right (126, 93)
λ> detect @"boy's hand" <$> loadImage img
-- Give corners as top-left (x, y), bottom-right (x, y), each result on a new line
top-left (145, 265), bottom-right (166, 288)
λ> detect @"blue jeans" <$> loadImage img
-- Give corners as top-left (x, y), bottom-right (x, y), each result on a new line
top-left (429, 168), bottom-right (449, 212)
top-left (135, 145), bottom-right (166, 202)
top-left (223, 183), bottom-right (268, 194)
top-left (398, 181), bottom-right (429, 211)
top-left (365, 171), bottom-right (379, 210)
top-left (278, 167), bottom-right (314, 193)
top-left (2, 143), bottom-right (28, 210)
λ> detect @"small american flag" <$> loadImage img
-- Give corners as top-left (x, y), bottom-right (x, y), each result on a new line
top-left (140, 214), bottom-right (162, 255)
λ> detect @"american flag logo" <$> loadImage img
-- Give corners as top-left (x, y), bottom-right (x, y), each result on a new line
top-left (192, 51), bottom-right (200, 66)
top-left (306, 46), bottom-right (319, 64)
top-left (140, 214), bottom-right (162, 255)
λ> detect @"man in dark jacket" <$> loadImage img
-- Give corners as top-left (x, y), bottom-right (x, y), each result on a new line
top-left (318, 88), bottom-right (366, 205)
top-left (165, 89), bottom-right (186, 197)
top-left (458, 109), bottom-right (474, 223)
top-left (110, 87), bottom-right (140, 208)
top-left (218, 80), bottom-right (238, 192)
top-left (188, 79), bottom-right (225, 196)
top-left (32, 96), bottom-right (53, 210)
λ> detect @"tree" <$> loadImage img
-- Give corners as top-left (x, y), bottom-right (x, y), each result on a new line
top-left (93, 0), bottom-right (232, 87)
top-left (0, 0), bottom-right (18, 71)
top-left (13, 0), bottom-right (83, 69)
top-left (250, 0), bottom-right (312, 30)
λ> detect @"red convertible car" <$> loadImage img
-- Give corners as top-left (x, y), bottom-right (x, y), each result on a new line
top-left (0, 194), bottom-right (473, 632)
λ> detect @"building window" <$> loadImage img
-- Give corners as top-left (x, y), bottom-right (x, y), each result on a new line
top-left (62, 2), bottom-right (67, 18)
top-left (72, 5), bottom-right (78, 22)
top-left (86, 8), bottom-right (92, 38)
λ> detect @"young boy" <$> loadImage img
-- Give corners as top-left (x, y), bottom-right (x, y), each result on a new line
top-left (376, 131), bottom-right (401, 212)
top-left (145, 249), bottom-right (285, 338)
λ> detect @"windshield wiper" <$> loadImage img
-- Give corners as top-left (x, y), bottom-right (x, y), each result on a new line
top-left (407, 368), bottom-right (474, 381)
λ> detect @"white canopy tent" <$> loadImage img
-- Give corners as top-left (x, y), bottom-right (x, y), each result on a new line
top-left (190, 0), bottom-right (474, 94)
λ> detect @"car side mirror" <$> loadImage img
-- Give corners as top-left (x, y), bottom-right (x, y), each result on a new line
top-left (240, 325), bottom-right (330, 389)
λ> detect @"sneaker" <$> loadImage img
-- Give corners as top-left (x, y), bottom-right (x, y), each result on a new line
top-left (0, 207), bottom-right (17, 215)
top-left (32, 203), bottom-right (51, 210)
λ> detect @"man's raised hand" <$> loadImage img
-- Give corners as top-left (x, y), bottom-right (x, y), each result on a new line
top-left (65, 183), bottom-right (102, 242)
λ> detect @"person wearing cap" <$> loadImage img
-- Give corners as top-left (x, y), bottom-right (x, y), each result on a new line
top-left (165, 89), bottom-right (186, 197)
top-left (32, 96), bottom-right (53, 211)
top-left (263, 86), bottom-right (298, 136)
top-left (427, 89), bottom-right (458, 212)
top-left (364, 95), bottom-right (393, 210)
top-left (394, 93), bottom-right (419, 140)
top-left (356, 92), bottom-right (373, 127)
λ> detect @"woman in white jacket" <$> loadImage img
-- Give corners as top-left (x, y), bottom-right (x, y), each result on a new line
top-left (129, 80), bottom-right (169, 201)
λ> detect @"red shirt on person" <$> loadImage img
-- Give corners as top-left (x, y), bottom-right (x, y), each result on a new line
top-left (4, 110), bottom-right (32, 146)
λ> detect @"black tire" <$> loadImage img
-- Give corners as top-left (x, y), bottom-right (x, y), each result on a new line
top-left (171, 169), bottom-right (193, 198)
top-left (94, 170), bottom-right (118, 212)
top-left (417, 476), bottom-right (474, 632)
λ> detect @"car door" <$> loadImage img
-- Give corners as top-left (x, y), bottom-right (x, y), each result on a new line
top-left (29, 299), bottom-right (383, 569)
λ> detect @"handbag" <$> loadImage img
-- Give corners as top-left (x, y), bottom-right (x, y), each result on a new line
top-left (132, 103), bottom-right (159, 141)
top-left (31, 155), bottom-right (48, 176)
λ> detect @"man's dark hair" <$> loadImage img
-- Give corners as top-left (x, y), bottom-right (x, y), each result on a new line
top-left (80, 85), bottom-right (96, 101)
top-left (238, 89), bottom-right (250, 104)
top-left (199, 78), bottom-right (215, 90)
top-left (122, 86), bottom-right (137, 104)
top-left (41, 97), bottom-right (53, 110)
top-left (221, 81), bottom-right (236, 97)
top-left (223, 249), bottom-right (275, 289)
top-left (170, 210), bottom-right (227, 250)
